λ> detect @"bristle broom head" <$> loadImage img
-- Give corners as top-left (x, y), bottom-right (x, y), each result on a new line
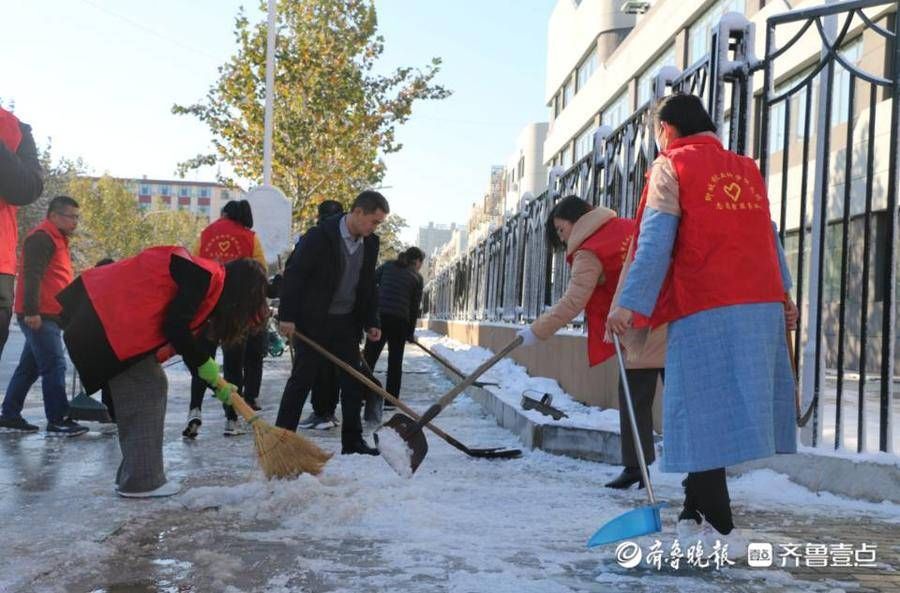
top-left (250, 419), bottom-right (332, 479)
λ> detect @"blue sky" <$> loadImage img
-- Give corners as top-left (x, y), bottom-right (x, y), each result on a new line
top-left (1, 0), bottom-right (554, 243)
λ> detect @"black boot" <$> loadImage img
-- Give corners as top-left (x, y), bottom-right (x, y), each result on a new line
top-left (342, 437), bottom-right (380, 456)
top-left (604, 466), bottom-right (644, 489)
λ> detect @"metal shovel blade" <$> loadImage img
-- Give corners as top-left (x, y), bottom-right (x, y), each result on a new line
top-left (374, 413), bottom-right (428, 477)
top-left (467, 447), bottom-right (522, 459)
top-left (586, 502), bottom-right (667, 548)
top-left (68, 391), bottom-right (114, 424)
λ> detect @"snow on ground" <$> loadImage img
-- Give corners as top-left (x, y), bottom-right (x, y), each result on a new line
top-left (417, 332), bottom-right (625, 433)
top-left (0, 327), bottom-right (897, 592)
top-left (417, 331), bottom-right (900, 521)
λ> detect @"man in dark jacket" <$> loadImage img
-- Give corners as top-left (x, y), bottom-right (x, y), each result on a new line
top-left (276, 191), bottom-right (388, 455)
top-left (0, 107), bottom-right (44, 363)
top-left (363, 247), bottom-right (424, 408)
top-left (285, 200), bottom-right (346, 430)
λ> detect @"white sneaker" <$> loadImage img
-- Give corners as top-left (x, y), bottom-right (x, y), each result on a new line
top-left (116, 480), bottom-right (182, 499)
top-left (311, 416), bottom-right (338, 431)
top-left (223, 418), bottom-right (246, 436)
top-left (182, 408), bottom-right (202, 439)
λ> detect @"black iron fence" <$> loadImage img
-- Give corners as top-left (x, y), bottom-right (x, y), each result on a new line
top-left (423, 0), bottom-right (899, 454)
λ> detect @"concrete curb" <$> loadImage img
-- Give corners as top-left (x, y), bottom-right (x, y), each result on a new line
top-left (452, 374), bottom-right (661, 465)
top-left (439, 368), bottom-right (900, 505)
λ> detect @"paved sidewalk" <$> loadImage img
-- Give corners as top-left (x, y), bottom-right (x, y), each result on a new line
top-left (0, 329), bottom-right (896, 592)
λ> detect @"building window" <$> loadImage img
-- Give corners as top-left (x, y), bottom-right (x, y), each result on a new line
top-left (768, 99), bottom-right (786, 156)
top-left (198, 205), bottom-right (211, 218)
top-left (563, 77), bottom-right (575, 109)
top-left (574, 125), bottom-right (597, 161)
top-left (518, 156), bottom-right (525, 179)
top-left (831, 38), bottom-right (862, 127)
top-left (139, 184), bottom-right (151, 196)
top-left (688, 0), bottom-right (747, 65)
top-left (637, 46), bottom-right (677, 106)
top-left (562, 145), bottom-right (574, 169)
top-left (601, 90), bottom-right (630, 130)
top-left (221, 190), bottom-right (231, 201)
top-left (179, 186), bottom-right (191, 198)
top-left (159, 185), bottom-right (171, 197)
top-left (576, 47), bottom-right (599, 92)
top-left (199, 187), bottom-right (211, 199)
top-left (768, 68), bottom-right (817, 155)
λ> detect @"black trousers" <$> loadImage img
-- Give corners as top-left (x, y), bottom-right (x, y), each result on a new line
top-left (229, 330), bottom-right (266, 404)
top-left (276, 315), bottom-right (364, 444)
top-left (618, 368), bottom-right (663, 468)
top-left (189, 334), bottom-right (258, 422)
top-left (309, 360), bottom-right (339, 418)
top-left (681, 468), bottom-right (734, 535)
top-left (363, 314), bottom-right (409, 398)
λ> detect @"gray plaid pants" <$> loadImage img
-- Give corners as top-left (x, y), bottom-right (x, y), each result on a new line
top-left (110, 355), bottom-right (168, 493)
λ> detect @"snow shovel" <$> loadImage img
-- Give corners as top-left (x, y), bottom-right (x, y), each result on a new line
top-left (587, 334), bottom-right (665, 548)
top-left (292, 331), bottom-right (521, 465)
top-left (412, 339), bottom-right (498, 388)
top-left (67, 368), bottom-right (114, 424)
top-left (377, 336), bottom-right (522, 476)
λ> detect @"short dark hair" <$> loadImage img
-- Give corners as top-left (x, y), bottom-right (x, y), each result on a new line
top-left (398, 246), bottom-right (425, 267)
top-left (351, 190), bottom-right (390, 215)
top-left (221, 199), bottom-right (253, 228)
top-left (48, 195), bottom-right (79, 217)
top-left (317, 200), bottom-right (344, 223)
top-left (655, 93), bottom-right (716, 137)
top-left (545, 195), bottom-right (592, 250)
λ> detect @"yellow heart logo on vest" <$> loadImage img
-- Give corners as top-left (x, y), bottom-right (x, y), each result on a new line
top-left (723, 182), bottom-right (742, 202)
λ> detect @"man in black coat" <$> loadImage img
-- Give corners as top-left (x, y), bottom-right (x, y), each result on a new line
top-left (276, 191), bottom-right (388, 455)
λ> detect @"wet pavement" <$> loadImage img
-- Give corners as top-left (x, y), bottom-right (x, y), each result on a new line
top-left (0, 326), bottom-right (898, 593)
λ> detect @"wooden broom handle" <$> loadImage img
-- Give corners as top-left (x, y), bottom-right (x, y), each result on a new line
top-left (215, 378), bottom-right (257, 423)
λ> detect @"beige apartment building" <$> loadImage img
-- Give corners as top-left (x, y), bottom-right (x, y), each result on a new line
top-left (127, 177), bottom-right (243, 222)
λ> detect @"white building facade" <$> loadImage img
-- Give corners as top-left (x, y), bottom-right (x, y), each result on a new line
top-left (503, 122), bottom-right (550, 216)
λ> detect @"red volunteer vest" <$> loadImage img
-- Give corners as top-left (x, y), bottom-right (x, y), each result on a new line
top-left (569, 217), bottom-right (636, 366)
top-left (80, 246), bottom-right (226, 362)
top-left (14, 220), bottom-right (73, 316)
top-left (650, 134), bottom-right (783, 325)
top-left (0, 108), bottom-right (24, 275)
top-left (198, 218), bottom-right (255, 263)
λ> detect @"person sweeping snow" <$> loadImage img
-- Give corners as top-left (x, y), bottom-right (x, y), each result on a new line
top-left (515, 195), bottom-right (665, 490)
top-left (57, 246), bottom-right (269, 498)
top-left (606, 93), bottom-right (798, 547)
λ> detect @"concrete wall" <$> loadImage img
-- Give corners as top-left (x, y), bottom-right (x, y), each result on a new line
top-left (427, 319), bottom-right (664, 432)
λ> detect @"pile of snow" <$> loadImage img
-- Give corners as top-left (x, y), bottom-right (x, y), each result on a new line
top-left (417, 331), bottom-right (626, 433)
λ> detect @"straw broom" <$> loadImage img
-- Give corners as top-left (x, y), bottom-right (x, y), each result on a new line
top-left (219, 379), bottom-right (332, 478)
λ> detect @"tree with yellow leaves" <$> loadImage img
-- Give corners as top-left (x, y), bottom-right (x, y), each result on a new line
top-left (172, 0), bottom-right (450, 229)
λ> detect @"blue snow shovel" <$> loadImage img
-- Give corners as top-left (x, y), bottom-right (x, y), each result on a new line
top-left (587, 334), bottom-right (665, 548)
